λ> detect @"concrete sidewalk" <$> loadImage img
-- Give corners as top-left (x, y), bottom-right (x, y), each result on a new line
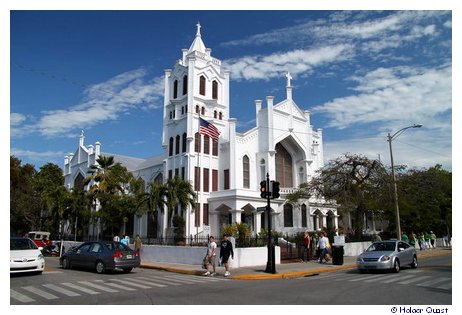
top-left (140, 247), bottom-right (451, 280)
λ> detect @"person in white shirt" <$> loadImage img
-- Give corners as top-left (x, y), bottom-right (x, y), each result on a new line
top-left (203, 236), bottom-right (217, 276)
top-left (317, 232), bottom-right (328, 264)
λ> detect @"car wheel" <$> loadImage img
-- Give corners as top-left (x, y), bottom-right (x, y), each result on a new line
top-left (393, 259), bottom-right (400, 273)
top-left (122, 267), bottom-right (133, 273)
top-left (410, 255), bottom-right (418, 269)
top-left (95, 261), bottom-right (106, 274)
top-left (62, 257), bottom-right (70, 269)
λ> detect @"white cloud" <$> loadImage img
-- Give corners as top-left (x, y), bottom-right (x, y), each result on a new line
top-left (312, 65), bottom-right (452, 129)
top-left (12, 68), bottom-right (164, 138)
top-left (10, 113), bottom-right (26, 125)
top-left (10, 147), bottom-right (65, 162)
top-left (224, 44), bottom-right (353, 81)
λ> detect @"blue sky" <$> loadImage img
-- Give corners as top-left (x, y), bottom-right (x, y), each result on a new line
top-left (9, 9), bottom-right (453, 171)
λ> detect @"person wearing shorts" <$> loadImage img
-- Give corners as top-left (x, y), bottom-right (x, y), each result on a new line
top-left (219, 234), bottom-right (234, 277)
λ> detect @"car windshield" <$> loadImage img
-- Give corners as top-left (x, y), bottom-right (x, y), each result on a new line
top-left (104, 242), bottom-right (130, 251)
top-left (11, 238), bottom-right (38, 250)
top-left (366, 242), bottom-right (396, 252)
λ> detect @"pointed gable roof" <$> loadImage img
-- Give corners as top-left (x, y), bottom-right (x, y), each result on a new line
top-left (188, 22), bottom-right (206, 53)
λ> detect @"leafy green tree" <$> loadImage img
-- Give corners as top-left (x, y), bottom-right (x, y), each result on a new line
top-left (398, 165), bottom-right (451, 236)
top-left (287, 154), bottom-right (391, 239)
top-left (85, 155), bottom-right (136, 237)
top-left (10, 156), bottom-right (40, 235)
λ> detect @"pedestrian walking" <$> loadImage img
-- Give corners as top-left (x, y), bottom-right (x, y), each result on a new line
top-left (409, 231), bottom-right (417, 247)
top-left (121, 235), bottom-right (129, 246)
top-left (317, 232), bottom-right (328, 264)
top-left (302, 231), bottom-right (311, 262)
top-left (430, 231), bottom-right (437, 248)
top-left (418, 232), bottom-right (425, 250)
top-left (134, 234), bottom-right (142, 254)
top-left (203, 236), bottom-right (217, 276)
top-left (219, 234), bottom-right (234, 277)
top-left (401, 231), bottom-right (409, 243)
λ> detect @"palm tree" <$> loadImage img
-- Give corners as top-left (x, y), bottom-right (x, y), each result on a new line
top-left (84, 155), bottom-right (116, 194)
top-left (138, 181), bottom-right (168, 236)
top-left (165, 177), bottom-right (196, 227)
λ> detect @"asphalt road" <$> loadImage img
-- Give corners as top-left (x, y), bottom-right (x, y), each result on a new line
top-left (10, 253), bottom-right (451, 305)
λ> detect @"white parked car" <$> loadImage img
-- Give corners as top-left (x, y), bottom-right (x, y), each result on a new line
top-left (10, 237), bottom-right (45, 275)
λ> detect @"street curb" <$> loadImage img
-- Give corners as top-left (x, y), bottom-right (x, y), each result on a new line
top-left (140, 249), bottom-right (451, 280)
top-left (140, 264), bottom-right (204, 276)
top-left (230, 264), bottom-right (356, 280)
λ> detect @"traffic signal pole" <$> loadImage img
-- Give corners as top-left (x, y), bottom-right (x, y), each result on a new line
top-left (264, 173), bottom-right (276, 274)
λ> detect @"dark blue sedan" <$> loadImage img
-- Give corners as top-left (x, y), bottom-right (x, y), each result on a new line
top-left (60, 241), bottom-right (140, 274)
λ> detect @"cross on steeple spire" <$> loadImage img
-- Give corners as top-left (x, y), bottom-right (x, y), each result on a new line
top-left (285, 72), bottom-right (292, 87)
top-left (196, 22), bottom-right (201, 37)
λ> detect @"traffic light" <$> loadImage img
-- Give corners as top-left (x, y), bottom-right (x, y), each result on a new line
top-left (271, 181), bottom-right (280, 199)
top-left (260, 181), bottom-right (267, 198)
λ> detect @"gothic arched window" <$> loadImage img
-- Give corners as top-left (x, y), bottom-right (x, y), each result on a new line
top-left (182, 133), bottom-right (187, 153)
top-left (284, 204), bottom-right (293, 227)
top-left (175, 135), bottom-right (180, 155)
top-left (243, 155), bottom-right (250, 188)
top-left (173, 80), bottom-right (178, 99)
top-left (212, 80), bottom-right (218, 99)
top-left (169, 137), bottom-right (174, 156)
top-left (182, 75), bottom-right (188, 95)
top-left (199, 76), bottom-right (206, 96)
top-left (275, 143), bottom-right (293, 187)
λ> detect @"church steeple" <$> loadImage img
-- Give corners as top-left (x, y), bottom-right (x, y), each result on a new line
top-left (188, 22), bottom-right (206, 53)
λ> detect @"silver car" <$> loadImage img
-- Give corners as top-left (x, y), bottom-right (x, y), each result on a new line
top-left (356, 240), bottom-right (418, 273)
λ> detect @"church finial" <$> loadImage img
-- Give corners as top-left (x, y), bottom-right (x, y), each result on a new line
top-left (196, 22), bottom-right (201, 37)
top-left (285, 72), bottom-right (292, 87)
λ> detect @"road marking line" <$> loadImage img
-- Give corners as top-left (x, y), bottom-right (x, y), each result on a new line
top-left (379, 274), bottom-right (404, 284)
top-left (78, 281), bottom-right (119, 293)
top-left (398, 276), bottom-right (431, 285)
top-left (164, 274), bottom-right (214, 283)
top-left (61, 282), bottom-right (100, 295)
top-left (42, 283), bottom-right (81, 297)
top-left (10, 289), bottom-right (35, 303)
top-left (363, 274), bottom-right (393, 283)
top-left (94, 280), bottom-right (136, 291)
top-left (348, 274), bottom-right (383, 282)
top-left (128, 277), bottom-right (166, 287)
top-left (417, 277), bottom-right (451, 288)
top-left (436, 282), bottom-right (452, 290)
top-left (142, 275), bottom-right (181, 285)
top-left (108, 278), bottom-right (152, 289)
top-left (22, 286), bottom-right (58, 300)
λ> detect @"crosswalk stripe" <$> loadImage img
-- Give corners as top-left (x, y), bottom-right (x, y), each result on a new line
top-left (10, 289), bottom-right (35, 303)
top-left (379, 274), bottom-right (404, 284)
top-left (417, 277), bottom-right (451, 288)
top-left (61, 282), bottom-right (100, 295)
top-left (22, 286), bottom-right (58, 300)
top-left (436, 282), bottom-right (452, 290)
top-left (378, 274), bottom-right (415, 284)
top-left (398, 276), bottom-right (431, 285)
top-left (348, 274), bottom-right (383, 282)
top-left (128, 277), bottom-right (166, 287)
top-left (78, 281), bottom-right (119, 293)
top-left (42, 283), bottom-right (81, 297)
top-left (108, 278), bottom-right (152, 289)
top-left (157, 275), bottom-right (197, 284)
top-left (164, 274), bottom-right (213, 283)
top-left (94, 280), bottom-right (137, 291)
top-left (363, 274), bottom-right (393, 283)
top-left (142, 275), bottom-right (181, 285)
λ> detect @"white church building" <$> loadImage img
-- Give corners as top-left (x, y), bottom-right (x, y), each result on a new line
top-left (63, 24), bottom-right (339, 241)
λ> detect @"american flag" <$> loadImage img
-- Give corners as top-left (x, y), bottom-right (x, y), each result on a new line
top-left (199, 117), bottom-right (220, 140)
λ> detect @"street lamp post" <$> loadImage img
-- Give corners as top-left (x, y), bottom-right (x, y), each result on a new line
top-left (387, 124), bottom-right (422, 239)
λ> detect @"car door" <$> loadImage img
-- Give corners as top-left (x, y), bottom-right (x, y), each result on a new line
top-left (398, 241), bottom-right (412, 265)
top-left (72, 243), bottom-right (92, 267)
